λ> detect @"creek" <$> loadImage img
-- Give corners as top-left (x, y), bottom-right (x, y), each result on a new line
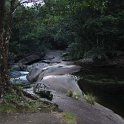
top-left (10, 50), bottom-right (124, 122)
top-left (75, 66), bottom-right (124, 117)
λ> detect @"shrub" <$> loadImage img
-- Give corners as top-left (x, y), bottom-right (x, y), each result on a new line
top-left (83, 93), bottom-right (97, 105)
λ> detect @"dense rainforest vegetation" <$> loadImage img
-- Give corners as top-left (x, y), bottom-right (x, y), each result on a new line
top-left (0, 0), bottom-right (124, 115)
top-left (10, 0), bottom-right (124, 60)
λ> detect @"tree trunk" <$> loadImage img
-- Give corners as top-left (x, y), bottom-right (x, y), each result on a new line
top-left (0, 31), bottom-right (10, 96)
top-left (0, 0), bottom-right (8, 97)
top-left (0, 0), bottom-right (23, 98)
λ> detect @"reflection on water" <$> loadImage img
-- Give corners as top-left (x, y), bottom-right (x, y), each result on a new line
top-left (74, 66), bottom-right (124, 117)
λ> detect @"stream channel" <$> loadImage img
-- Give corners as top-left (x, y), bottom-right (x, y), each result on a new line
top-left (10, 50), bottom-right (124, 118)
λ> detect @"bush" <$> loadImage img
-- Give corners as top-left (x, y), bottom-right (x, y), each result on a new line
top-left (83, 93), bottom-right (97, 105)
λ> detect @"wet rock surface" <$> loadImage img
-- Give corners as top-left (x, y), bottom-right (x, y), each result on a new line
top-left (36, 75), bottom-right (82, 96)
top-left (27, 63), bottom-right (81, 82)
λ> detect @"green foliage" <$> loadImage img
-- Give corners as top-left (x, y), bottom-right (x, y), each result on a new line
top-left (10, 0), bottom-right (124, 59)
top-left (66, 90), bottom-right (82, 100)
top-left (65, 0), bottom-right (124, 59)
top-left (66, 90), bottom-right (73, 97)
top-left (0, 87), bottom-right (57, 113)
top-left (83, 47), bottom-right (109, 59)
top-left (10, 2), bottom-right (71, 57)
top-left (10, 6), bottom-right (52, 57)
top-left (0, 103), bottom-right (17, 113)
top-left (68, 42), bottom-right (84, 59)
top-left (63, 112), bottom-right (77, 124)
top-left (83, 93), bottom-right (97, 105)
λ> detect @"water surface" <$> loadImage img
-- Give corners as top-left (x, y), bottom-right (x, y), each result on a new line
top-left (74, 66), bottom-right (124, 117)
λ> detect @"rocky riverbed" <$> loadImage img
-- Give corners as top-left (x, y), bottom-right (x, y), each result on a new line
top-left (10, 50), bottom-right (124, 124)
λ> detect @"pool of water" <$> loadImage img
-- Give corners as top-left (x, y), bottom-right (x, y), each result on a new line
top-left (74, 66), bottom-right (124, 118)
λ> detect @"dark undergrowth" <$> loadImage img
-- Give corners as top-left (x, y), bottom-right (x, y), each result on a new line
top-left (0, 86), bottom-right (58, 113)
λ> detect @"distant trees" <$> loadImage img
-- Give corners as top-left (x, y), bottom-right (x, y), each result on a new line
top-left (62, 0), bottom-right (124, 59)
top-left (10, 0), bottom-right (71, 55)
top-left (10, 0), bottom-right (124, 60)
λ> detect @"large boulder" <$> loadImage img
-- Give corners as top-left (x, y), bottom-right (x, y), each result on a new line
top-left (27, 63), bottom-right (81, 82)
top-left (18, 54), bottom-right (41, 65)
top-left (43, 50), bottom-right (63, 63)
top-left (35, 75), bottom-right (82, 96)
top-left (37, 64), bottom-right (81, 81)
top-left (27, 63), bottom-right (48, 82)
top-left (34, 83), bottom-right (53, 101)
top-left (27, 63), bottom-right (48, 72)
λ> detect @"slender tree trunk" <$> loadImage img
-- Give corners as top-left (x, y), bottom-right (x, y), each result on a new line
top-left (0, 32), bottom-right (10, 95)
top-left (0, 0), bottom-right (27, 98)
top-left (0, 0), bottom-right (8, 98)
top-left (0, 0), bottom-right (16, 97)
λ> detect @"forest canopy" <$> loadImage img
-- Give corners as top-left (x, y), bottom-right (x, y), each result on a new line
top-left (9, 0), bottom-right (124, 60)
